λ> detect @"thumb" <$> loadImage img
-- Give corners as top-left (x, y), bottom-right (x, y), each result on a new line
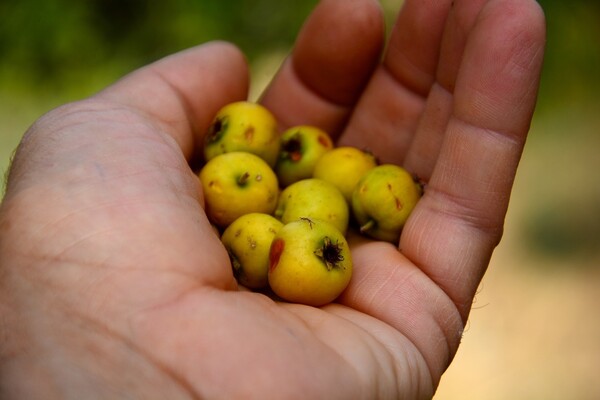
top-left (1, 42), bottom-right (251, 339)
top-left (97, 41), bottom-right (250, 162)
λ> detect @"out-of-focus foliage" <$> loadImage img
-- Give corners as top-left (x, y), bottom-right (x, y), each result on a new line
top-left (0, 0), bottom-right (317, 97)
top-left (536, 0), bottom-right (600, 112)
top-left (1, 0), bottom-right (598, 108)
top-left (523, 0), bottom-right (600, 262)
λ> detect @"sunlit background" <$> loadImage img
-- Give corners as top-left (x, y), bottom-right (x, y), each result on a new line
top-left (1, 1), bottom-right (599, 398)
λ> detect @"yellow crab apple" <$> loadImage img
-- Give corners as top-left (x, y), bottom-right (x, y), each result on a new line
top-left (274, 125), bottom-right (334, 187)
top-left (199, 152), bottom-right (279, 228)
top-left (312, 146), bottom-right (377, 203)
top-left (274, 178), bottom-right (348, 235)
top-left (268, 218), bottom-right (352, 306)
top-left (204, 101), bottom-right (280, 167)
top-left (351, 164), bottom-right (421, 243)
top-left (221, 213), bottom-right (283, 289)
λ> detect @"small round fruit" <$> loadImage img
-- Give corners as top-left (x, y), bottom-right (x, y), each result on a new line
top-left (199, 152), bottom-right (279, 228)
top-left (221, 213), bottom-right (283, 289)
top-left (351, 164), bottom-right (421, 243)
top-left (275, 125), bottom-right (334, 187)
top-left (313, 146), bottom-right (378, 203)
top-left (274, 178), bottom-right (349, 235)
top-left (204, 101), bottom-right (280, 167)
top-left (268, 218), bottom-right (352, 306)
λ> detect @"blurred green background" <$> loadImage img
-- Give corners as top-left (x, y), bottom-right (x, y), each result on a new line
top-left (1, 0), bottom-right (599, 398)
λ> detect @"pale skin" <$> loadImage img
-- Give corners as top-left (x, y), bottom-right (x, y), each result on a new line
top-left (0, 0), bottom-right (545, 398)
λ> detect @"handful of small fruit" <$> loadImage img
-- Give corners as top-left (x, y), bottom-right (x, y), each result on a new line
top-left (199, 101), bottom-right (422, 306)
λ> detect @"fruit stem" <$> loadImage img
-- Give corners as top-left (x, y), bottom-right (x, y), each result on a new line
top-left (359, 219), bottom-right (376, 234)
top-left (238, 172), bottom-right (250, 185)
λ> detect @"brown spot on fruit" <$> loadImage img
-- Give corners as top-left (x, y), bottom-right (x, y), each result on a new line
top-left (318, 135), bottom-right (330, 147)
top-left (206, 116), bottom-right (227, 143)
top-left (245, 126), bottom-right (255, 142)
top-left (208, 180), bottom-right (223, 194)
top-left (269, 238), bottom-right (285, 272)
top-left (282, 133), bottom-right (302, 162)
top-left (395, 196), bottom-right (403, 210)
top-left (387, 183), bottom-right (403, 209)
top-left (228, 250), bottom-right (244, 280)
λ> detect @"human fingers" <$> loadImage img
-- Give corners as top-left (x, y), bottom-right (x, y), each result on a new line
top-left (339, 234), bottom-right (462, 389)
top-left (337, 0), bottom-right (454, 163)
top-left (400, 0), bottom-right (546, 319)
top-left (402, 0), bottom-right (488, 181)
top-left (259, 0), bottom-right (385, 137)
top-left (338, 0), bottom-right (545, 385)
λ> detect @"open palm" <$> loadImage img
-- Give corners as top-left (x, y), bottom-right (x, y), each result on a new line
top-left (0, 0), bottom-right (545, 398)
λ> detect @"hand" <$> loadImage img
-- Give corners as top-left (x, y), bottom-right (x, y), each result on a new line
top-left (0, 0), bottom-right (545, 398)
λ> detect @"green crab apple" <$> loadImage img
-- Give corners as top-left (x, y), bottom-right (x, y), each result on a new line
top-left (199, 152), bottom-right (279, 228)
top-left (221, 213), bottom-right (283, 289)
top-left (268, 218), bottom-right (352, 306)
top-left (274, 125), bottom-right (334, 187)
top-left (204, 101), bottom-right (280, 167)
top-left (312, 146), bottom-right (378, 203)
top-left (351, 164), bottom-right (422, 243)
top-left (274, 178), bottom-right (349, 234)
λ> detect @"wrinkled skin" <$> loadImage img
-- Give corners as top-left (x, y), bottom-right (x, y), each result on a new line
top-left (0, 0), bottom-right (545, 398)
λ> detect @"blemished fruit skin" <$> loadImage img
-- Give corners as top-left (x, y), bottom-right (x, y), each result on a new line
top-left (221, 213), bottom-right (283, 289)
top-left (351, 164), bottom-right (421, 244)
top-left (313, 146), bottom-right (378, 203)
top-left (204, 101), bottom-right (280, 167)
top-left (274, 178), bottom-right (349, 235)
top-left (199, 152), bottom-right (279, 228)
top-left (275, 125), bottom-right (334, 187)
top-left (268, 218), bottom-right (352, 307)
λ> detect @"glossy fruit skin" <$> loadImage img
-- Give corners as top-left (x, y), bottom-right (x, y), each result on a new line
top-left (351, 164), bottom-right (421, 243)
top-left (274, 178), bottom-right (349, 235)
top-left (199, 152), bottom-right (279, 228)
top-left (204, 101), bottom-right (280, 167)
top-left (221, 213), bottom-right (283, 289)
top-left (268, 218), bottom-right (352, 306)
top-left (313, 146), bottom-right (377, 203)
top-left (274, 125), bottom-right (333, 187)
